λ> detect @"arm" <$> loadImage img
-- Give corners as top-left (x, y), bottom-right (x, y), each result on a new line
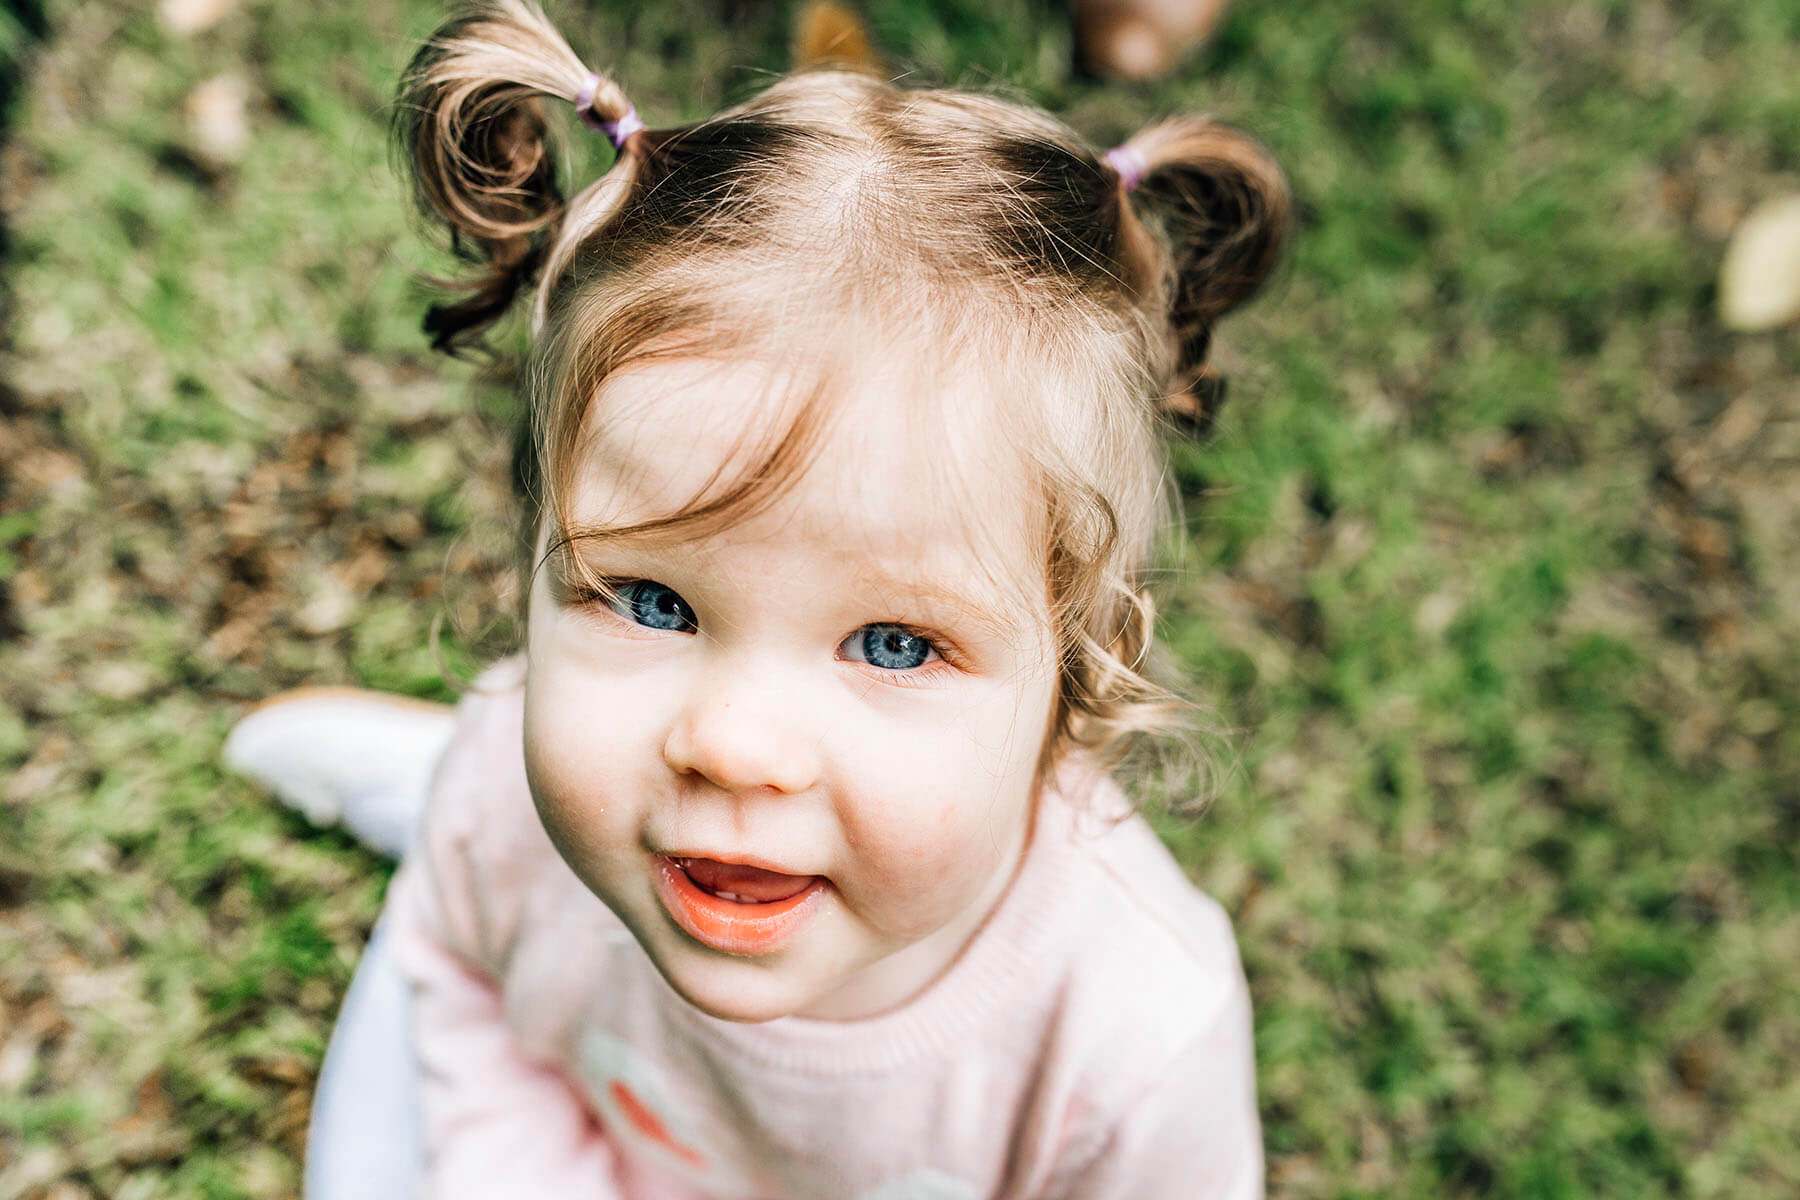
top-left (381, 672), bottom-right (624, 1198)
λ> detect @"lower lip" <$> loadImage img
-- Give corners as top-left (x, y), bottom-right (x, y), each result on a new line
top-left (653, 858), bottom-right (826, 957)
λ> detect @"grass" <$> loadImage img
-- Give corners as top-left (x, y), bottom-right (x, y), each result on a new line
top-left (1, 0), bottom-right (1797, 1195)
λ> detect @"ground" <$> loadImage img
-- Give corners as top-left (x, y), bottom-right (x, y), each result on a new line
top-left (0, 0), bottom-right (1797, 1196)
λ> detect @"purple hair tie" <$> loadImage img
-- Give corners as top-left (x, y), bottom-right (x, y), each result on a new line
top-left (575, 71), bottom-right (643, 150)
top-left (1103, 145), bottom-right (1150, 193)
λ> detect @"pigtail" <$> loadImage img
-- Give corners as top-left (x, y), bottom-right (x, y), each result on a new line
top-left (394, 0), bottom-right (644, 351)
top-left (1110, 117), bottom-right (1291, 394)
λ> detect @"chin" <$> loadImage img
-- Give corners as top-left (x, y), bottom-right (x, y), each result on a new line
top-left (652, 946), bottom-right (824, 1024)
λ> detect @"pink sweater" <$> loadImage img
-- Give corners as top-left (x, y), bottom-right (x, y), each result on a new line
top-left (385, 659), bottom-right (1263, 1198)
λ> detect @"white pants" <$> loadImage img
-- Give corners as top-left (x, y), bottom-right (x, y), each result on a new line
top-left (228, 689), bottom-right (450, 1196)
top-left (305, 920), bottom-right (424, 1199)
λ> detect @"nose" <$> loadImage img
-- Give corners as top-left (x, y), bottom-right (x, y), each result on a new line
top-left (662, 669), bottom-right (821, 796)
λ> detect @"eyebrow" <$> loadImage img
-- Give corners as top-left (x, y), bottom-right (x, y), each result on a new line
top-left (840, 562), bottom-right (1039, 640)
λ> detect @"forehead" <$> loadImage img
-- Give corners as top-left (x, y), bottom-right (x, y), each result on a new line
top-left (567, 351), bottom-right (1045, 601)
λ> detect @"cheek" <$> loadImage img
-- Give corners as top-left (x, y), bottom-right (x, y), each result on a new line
top-left (523, 696), bottom-right (607, 871)
top-left (845, 787), bottom-right (1032, 938)
top-left (522, 658), bottom-right (659, 879)
top-left (842, 670), bottom-right (1053, 849)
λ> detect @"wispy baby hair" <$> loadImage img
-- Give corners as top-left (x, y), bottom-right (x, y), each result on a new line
top-left (394, 0), bottom-right (1291, 799)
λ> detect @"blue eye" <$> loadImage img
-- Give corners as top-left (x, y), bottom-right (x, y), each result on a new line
top-left (609, 580), bottom-right (697, 633)
top-left (845, 624), bottom-right (937, 670)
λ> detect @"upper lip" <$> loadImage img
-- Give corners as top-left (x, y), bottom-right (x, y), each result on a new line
top-left (659, 850), bottom-right (821, 878)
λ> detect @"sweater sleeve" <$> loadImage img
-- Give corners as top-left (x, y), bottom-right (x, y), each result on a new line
top-left (1045, 973), bottom-right (1263, 1200)
top-left (382, 665), bottom-right (625, 1198)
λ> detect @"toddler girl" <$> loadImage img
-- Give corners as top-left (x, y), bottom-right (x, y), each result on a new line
top-left (229, 1), bottom-right (1289, 1194)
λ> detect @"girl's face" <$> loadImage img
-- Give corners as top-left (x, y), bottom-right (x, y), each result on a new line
top-left (522, 354), bottom-right (1060, 1023)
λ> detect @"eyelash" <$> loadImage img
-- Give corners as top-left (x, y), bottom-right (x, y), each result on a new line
top-left (855, 651), bottom-right (959, 690)
top-left (567, 577), bottom-right (965, 681)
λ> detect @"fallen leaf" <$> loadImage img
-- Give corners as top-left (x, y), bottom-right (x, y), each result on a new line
top-left (157, 0), bottom-right (236, 35)
top-left (1719, 195), bottom-right (1800, 331)
top-left (185, 75), bottom-right (252, 166)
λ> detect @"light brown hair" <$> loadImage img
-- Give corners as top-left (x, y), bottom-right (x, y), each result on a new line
top-left (395, 0), bottom-right (1290, 798)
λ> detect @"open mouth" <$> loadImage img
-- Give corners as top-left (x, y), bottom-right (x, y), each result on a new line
top-left (654, 856), bottom-right (826, 956)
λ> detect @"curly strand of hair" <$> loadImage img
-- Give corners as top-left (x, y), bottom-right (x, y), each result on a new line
top-left (394, 0), bottom-right (644, 351)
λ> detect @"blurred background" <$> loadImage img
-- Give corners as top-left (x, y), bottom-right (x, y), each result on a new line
top-left (1, 0), bottom-right (1797, 1196)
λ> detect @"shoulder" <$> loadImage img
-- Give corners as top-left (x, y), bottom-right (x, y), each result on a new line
top-left (424, 655), bottom-right (532, 837)
top-left (1045, 776), bottom-right (1248, 1044)
top-left (404, 656), bottom-right (564, 966)
top-left (1029, 776), bottom-right (1258, 1165)
top-left (451, 655), bottom-right (529, 754)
